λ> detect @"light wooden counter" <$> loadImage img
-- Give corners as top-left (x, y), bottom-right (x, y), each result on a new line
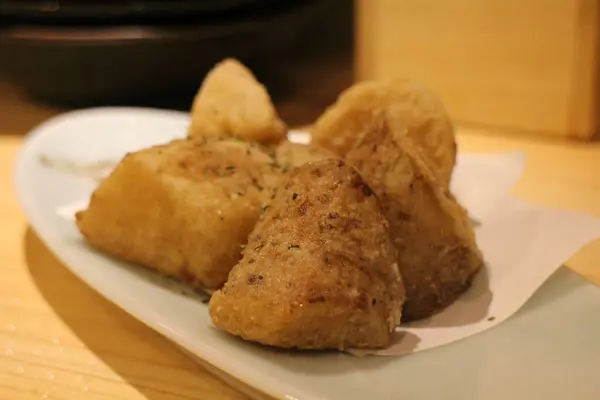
top-left (1, 86), bottom-right (599, 399)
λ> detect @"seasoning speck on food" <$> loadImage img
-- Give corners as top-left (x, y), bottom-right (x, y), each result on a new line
top-left (248, 274), bottom-right (263, 284)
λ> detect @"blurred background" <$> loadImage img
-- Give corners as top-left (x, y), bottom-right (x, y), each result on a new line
top-left (0, 0), bottom-right (598, 139)
top-left (0, 0), bottom-right (353, 132)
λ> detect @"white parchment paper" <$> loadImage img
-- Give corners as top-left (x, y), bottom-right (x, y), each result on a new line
top-left (353, 151), bottom-right (600, 356)
top-left (55, 134), bottom-right (600, 358)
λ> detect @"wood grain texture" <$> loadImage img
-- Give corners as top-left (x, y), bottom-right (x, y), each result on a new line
top-left (356, 0), bottom-right (600, 139)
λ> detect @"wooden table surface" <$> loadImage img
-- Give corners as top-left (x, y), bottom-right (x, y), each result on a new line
top-left (1, 83), bottom-right (599, 400)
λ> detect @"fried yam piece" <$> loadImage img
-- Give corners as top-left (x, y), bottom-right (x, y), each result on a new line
top-left (188, 58), bottom-right (286, 143)
top-left (345, 117), bottom-right (483, 321)
top-left (273, 141), bottom-right (335, 171)
top-left (312, 80), bottom-right (457, 185)
top-left (76, 138), bottom-right (281, 290)
top-left (209, 160), bottom-right (404, 350)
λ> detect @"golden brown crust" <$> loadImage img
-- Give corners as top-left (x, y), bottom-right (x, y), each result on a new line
top-left (76, 138), bottom-right (281, 290)
top-left (273, 141), bottom-right (336, 171)
top-left (209, 159), bottom-right (404, 350)
top-left (345, 116), bottom-right (483, 321)
top-left (188, 58), bottom-right (286, 143)
top-left (312, 79), bottom-right (456, 185)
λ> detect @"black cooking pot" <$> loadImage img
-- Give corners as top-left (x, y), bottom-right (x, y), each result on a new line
top-left (0, 0), bottom-right (333, 107)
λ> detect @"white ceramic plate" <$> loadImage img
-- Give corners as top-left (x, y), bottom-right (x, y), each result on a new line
top-left (15, 108), bottom-right (600, 400)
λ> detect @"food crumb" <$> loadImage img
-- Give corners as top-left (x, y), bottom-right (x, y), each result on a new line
top-left (487, 316), bottom-right (496, 321)
top-left (308, 295), bottom-right (326, 303)
top-left (248, 274), bottom-right (263, 284)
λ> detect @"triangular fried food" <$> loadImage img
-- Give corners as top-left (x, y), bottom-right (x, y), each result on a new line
top-left (312, 80), bottom-right (456, 185)
top-left (76, 138), bottom-right (281, 290)
top-left (273, 141), bottom-right (335, 171)
top-left (188, 58), bottom-right (286, 143)
top-left (209, 159), bottom-right (404, 350)
top-left (345, 116), bottom-right (483, 321)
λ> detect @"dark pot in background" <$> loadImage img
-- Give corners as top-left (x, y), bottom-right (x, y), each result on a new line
top-left (0, 0), bottom-right (352, 121)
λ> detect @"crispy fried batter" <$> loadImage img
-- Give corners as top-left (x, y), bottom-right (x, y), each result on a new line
top-left (312, 80), bottom-right (457, 185)
top-left (345, 117), bottom-right (483, 321)
top-left (76, 138), bottom-right (281, 290)
top-left (188, 58), bottom-right (286, 143)
top-left (274, 141), bottom-right (335, 171)
top-left (209, 160), bottom-right (404, 350)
